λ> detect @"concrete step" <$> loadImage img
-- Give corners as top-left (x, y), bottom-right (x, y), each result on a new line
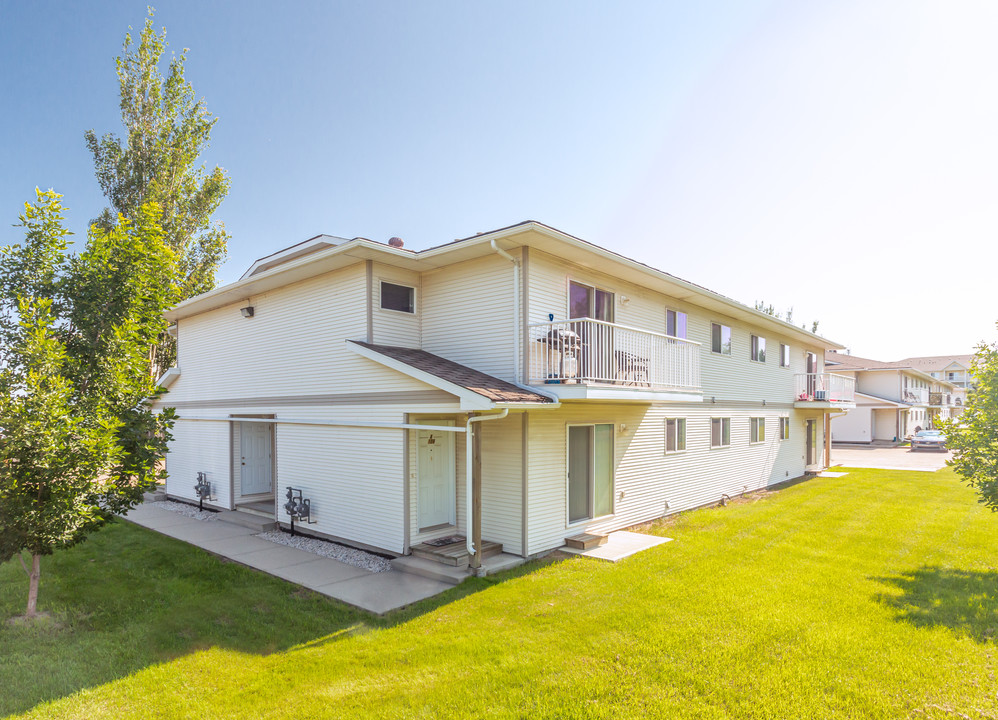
top-left (564, 533), bottom-right (608, 550)
top-left (391, 555), bottom-right (469, 585)
top-left (217, 510), bottom-right (277, 533)
top-left (411, 546), bottom-right (470, 568)
top-left (478, 552), bottom-right (526, 577)
top-left (143, 490), bottom-right (168, 503)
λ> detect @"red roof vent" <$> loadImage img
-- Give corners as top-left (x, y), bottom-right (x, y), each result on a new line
top-left (388, 237), bottom-right (404, 248)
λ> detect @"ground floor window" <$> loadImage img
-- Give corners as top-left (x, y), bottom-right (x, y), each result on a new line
top-left (665, 418), bottom-right (686, 453)
top-left (750, 417), bottom-right (765, 443)
top-left (711, 417), bottom-right (731, 448)
top-left (568, 424), bottom-right (614, 523)
top-left (779, 417), bottom-right (790, 440)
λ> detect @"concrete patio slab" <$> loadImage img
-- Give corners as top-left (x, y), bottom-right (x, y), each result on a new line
top-left (228, 544), bottom-right (323, 571)
top-left (199, 533), bottom-right (276, 557)
top-left (121, 502), bottom-right (463, 614)
top-left (831, 445), bottom-right (951, 472)
top-left (271, 557), bottom-right (371, 587)
top-left (561, 530), bottom-right (672, 562)
top-left (310, 570), bottom-right (453, 614)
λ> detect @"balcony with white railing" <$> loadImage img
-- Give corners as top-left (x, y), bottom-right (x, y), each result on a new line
top-left (528, 318), bottom-right (702, 401)
top-left (902, 387), bottom-right (929, 405)
top-left (794, 373), bottom-right (856, 408)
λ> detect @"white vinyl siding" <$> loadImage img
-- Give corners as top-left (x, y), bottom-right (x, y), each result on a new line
top-left (421, 253), bottom-right (518, 381)
top-left (525, 404), bottom-right (815, 556)
top-left (165, 411), bottom-right (232, 509)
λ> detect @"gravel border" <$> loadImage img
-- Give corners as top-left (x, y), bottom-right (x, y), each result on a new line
top-left (157, 500), bottom-right (219, 522)
top-left (256, 531), bottom-right (392, 573)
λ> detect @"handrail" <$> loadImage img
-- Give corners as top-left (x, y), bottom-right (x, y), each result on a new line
top-left (527, 317), bottom-right (702, 346)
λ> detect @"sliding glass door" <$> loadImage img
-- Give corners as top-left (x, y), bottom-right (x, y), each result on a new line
top-left (568, 424), bottom-right (614, 523)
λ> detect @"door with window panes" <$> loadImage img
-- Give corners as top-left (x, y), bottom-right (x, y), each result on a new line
top-left (569, 282), bottom-right (614, 382)
top-left (568, 424), bottom-right (614, 523)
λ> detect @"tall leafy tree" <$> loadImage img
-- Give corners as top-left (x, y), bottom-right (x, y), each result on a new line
top-left (938, 335), bottom-right (997, 510)
top-left (85, 9), bottom-right (229, 374)
top-left (0, 191), bottom-right (178, 618)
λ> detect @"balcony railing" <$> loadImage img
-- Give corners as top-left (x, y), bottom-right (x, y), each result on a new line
top-left (795, 373), bottom-right (855, 403)
top-left (902, 387), bottom-right (929, 405)
top-left (928, 392), bottom-right (953, 406)
top-left (528, 318), bottom-right (701, 392)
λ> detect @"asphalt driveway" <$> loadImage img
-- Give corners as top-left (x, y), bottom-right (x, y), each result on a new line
top-left (830, 444), bottom-right (952, 472)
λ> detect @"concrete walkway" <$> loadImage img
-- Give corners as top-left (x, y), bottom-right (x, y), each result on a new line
top-left (123, 503), bottom-right (454, 614)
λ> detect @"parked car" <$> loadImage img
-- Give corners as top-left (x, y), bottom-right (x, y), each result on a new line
top-left (910, 430), bottom-right (947, 452)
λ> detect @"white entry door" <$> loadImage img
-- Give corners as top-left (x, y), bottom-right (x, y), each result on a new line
top-left (240, 422), bottom-right (273, 495)
top-left (418, 427), bottom-right (455, 529)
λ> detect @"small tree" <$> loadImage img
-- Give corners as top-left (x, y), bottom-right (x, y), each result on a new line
top-left (85, 9), bottom-right (229, 375)
top-left (0, 191), bottom-right (178, 618)
top-left (938, 334), bottom-right (998, 510)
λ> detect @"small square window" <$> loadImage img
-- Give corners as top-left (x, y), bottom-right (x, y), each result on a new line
top-left (665, 418), bottom-right (686, 453)
top-left (711, 323), bottom-right (731, 355)
top-left (381, 282), bottom-right (414, 313)
top-left (751, 335), bottom-right (766, 363)
top-left (750, 417), bottom-right (766, 443)
top-left (711, 417), bottom-right (731, 447)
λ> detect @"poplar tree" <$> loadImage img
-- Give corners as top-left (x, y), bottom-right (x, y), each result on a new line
top-left (85, 9), bottom-right (229, 375)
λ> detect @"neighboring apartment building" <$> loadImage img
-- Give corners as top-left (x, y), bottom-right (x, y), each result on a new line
top-left (824, 352), bottom-right (962, 443)
top-left (155, 221), bottom-right (855, 569)
top-left (896, 354), bottom-right (976, 391)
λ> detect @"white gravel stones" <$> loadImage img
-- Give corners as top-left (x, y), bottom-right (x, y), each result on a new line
top-left (158, 500), bottom-right (219, 521)
top-left (256, 531), bottom-right (392, 573)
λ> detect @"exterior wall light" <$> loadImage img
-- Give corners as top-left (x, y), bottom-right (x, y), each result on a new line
top-left (240, 306), bottom-right (255, 318)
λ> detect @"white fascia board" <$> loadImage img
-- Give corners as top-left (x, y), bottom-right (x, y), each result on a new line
top-left (156, 367), bottom-right (181, 389)
top-left (345, 341), bottom-right (494, 411)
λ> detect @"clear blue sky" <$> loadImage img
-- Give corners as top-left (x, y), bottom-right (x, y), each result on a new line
top-left (2, 1), bottom-right (996, 359)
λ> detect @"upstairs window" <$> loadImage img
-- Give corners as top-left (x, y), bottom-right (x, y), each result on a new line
top-left (780, 344), bottom-right (790, 368)
top-left (381, 282), bottom-right (415, 313)
top-left (666, 309), bottom-right (688, 339)
top-left (711, 417), bottom-right (731, 448)
top-left (711, 323), bottom-right (731, 355)
top-left (750, 417), bottom-right (766, 443)
top-left (751, 335), bottom-right (766, 363)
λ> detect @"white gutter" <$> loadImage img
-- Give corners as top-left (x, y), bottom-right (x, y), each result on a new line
top-left (491, 239), bottom-right (521, 383)
top-left (465, 409), bottom-right (509, 558)
top-left (173, 415), bottom-right (466, 433)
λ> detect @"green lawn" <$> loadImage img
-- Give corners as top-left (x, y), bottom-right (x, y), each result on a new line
top-left (4, 467), bottom-right (998, 719)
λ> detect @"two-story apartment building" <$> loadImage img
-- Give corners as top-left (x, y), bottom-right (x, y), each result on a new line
top-left (824, 352), bottom-right (961, 442)
top-left (156, 221), bottom-right (854, 568)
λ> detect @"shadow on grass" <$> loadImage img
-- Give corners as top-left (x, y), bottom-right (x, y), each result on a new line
top-left (0, 519), bottom-right (558, 716)
top-left (874, 566), bottom-right (998, 643)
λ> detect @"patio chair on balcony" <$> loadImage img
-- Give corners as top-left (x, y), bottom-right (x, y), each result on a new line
top-left (614, 349), bottom-right (650, 386)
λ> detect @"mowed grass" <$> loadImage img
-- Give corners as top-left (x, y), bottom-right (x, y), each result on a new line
top-left (5, 467), bottom-right (998, 719)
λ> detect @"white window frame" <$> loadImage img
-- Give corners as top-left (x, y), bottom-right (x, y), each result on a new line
top-left (379, 280), bottom-right (416, 314)
top-left (710, 417), bottom-right (731, 448)
top-left (666, 309), bottom-right (688, 339)
top-left (750, 417), bottom-right (766, 444)
top-left (779, 416), bottom-right (790, 440)
top-left (711, 323), bottom-right (732, 356)
top-left (750, 335), bottom-right (766, 363)
top-left (779, 343), bottom-right (790, 368)
top-left (664, 417), bottom-right (687, 454)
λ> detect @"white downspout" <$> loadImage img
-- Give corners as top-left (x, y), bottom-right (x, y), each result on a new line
top-left (491, 239), bottom-right (520, 383)
top-left (465, 409), bottom-right (509, 557)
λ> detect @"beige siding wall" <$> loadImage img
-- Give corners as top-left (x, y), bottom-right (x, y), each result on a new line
top-left (169, 263), bottom-right (425, 403)
top-left (421, 253), bottom-right (518, 380)
top-left (526, 249), bottom-right (826, 402)
top-left (832, 406), bottom-right (872, 442)
top-left (525, 403), bottom-right (813, 556)
top-left (165, 414), bottom-right (232, 509)
top-left (371, 263), bottom-right (421, 347)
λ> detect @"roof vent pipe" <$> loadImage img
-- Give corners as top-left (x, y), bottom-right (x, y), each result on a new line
top-left (388, 237), bottom-right (404, 248)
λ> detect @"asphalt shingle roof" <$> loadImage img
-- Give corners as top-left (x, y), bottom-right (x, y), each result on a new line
top-left (350, 341), bottom-right (555, 405)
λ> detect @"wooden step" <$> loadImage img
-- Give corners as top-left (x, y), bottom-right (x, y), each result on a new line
top-left (564, 533), bottom-right (608, 550)
top-left (410, 538), bottom-right (502, 567)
